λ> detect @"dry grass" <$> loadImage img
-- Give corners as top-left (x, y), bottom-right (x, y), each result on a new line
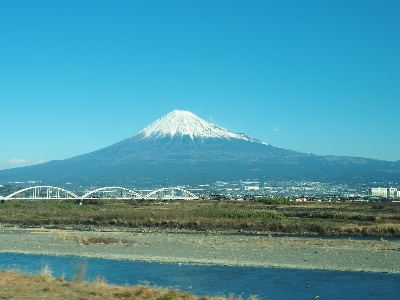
top-left (0, 199), bottom-right (399, 236)
top-left (0, 270), bottom-right (253, 300)
top-left (73, 236), bottom-right (134, 246)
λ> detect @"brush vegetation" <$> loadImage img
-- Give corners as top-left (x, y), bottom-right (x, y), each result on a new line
top-left (0, 270), bottom-right (254, 300)
top-left (0, 198), bottom-right (399, 236)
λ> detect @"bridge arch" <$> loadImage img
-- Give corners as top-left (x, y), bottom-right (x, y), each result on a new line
top-left (5, 186), bottom-right (79, 200)
top-left (145, 187), bottom-right (198, 200)
top-left (81, 187), bottom-right (143, 199)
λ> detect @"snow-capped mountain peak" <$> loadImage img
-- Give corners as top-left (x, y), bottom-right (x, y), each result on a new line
top-left (132, 110), bottom-right (268, 144)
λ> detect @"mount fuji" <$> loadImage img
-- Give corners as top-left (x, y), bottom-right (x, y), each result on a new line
top-left (0, 110), bottom-right (399, 188)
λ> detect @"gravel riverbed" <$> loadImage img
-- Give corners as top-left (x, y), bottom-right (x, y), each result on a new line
top-left (1, 226), bottom-right (399, 273)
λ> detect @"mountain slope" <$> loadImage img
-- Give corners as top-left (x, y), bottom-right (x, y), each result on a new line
top-left (0, 110), bottom-right (399, 188)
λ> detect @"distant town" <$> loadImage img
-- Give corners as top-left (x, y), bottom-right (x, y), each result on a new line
top-left (1, 180), bottom-right (399, 202)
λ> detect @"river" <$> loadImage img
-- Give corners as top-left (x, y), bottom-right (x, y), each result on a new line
top-left (1, 252), bottom-right (399, 299)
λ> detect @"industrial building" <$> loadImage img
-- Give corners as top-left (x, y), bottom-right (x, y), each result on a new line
top-left (366, 187), bottom-right (398, 198)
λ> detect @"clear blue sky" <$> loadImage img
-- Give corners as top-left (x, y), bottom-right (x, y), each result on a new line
top-left (1, 0), bottom-right (399, 170)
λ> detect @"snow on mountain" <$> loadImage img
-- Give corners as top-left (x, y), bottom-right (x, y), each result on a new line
top-left (132, 110), bottom-right (268, 145)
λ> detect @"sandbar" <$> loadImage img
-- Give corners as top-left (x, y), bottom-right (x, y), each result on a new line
top-left (1, 226), bottom-right (399, 273)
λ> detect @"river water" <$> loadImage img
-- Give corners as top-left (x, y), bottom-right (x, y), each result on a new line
top-left (1, 252), bottom-right (399, 299)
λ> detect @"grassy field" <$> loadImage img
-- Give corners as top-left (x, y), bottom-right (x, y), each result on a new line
top-left (0, 270), bottom-right (251, 300)
top-left (0, 199), bottom-right (399, 236)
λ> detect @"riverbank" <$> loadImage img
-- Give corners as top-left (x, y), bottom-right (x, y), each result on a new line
top-left (0, 270), bottom-right (233, 300)
top-left (1, 226), bottom-right (399, 273)
top-left (1, 200), bottom-right (399, 237)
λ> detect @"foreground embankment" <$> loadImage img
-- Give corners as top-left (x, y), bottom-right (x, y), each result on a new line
top-left (1, 226), bottom-right (399, 273)
top-left (0, 270), bottom-right (235, 300)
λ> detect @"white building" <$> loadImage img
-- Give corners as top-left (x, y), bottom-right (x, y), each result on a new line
top-left (245, 186), bottom-right (259, 191)
top-left (388, 188), bottom-right (397, 198)
top-left (367, 187), bottom-right (398, 198)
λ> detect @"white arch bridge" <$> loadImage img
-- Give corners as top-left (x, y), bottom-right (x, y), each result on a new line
top-left (0, 186), bottom-right (199, 202)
